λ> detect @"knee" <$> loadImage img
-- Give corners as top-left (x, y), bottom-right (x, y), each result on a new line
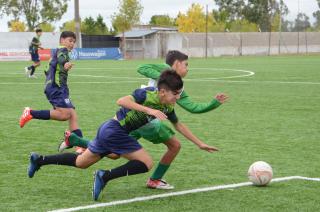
top-left (75, 161), bottom-right (90, 169)
top-left (59, 111), bottom-right (72, 121)
top-left (169, 140), bottom-right (181, 153)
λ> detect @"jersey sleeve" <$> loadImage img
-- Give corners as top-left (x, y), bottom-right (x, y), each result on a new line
top-left (137, 64), bottom-right (170, 80)
top-left (131, 88), bottom-right (147, 104)
top-left (57, 48), bottom-right (69, 66)
top-left (167, 109), bottom-right (178, 124)
top-left (177, 90), bottom-right (221, 113)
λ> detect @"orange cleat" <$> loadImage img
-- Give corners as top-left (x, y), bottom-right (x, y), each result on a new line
top-left (19, 107), bottom-right (33, 128)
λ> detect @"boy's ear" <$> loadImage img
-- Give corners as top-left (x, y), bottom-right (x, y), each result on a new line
top-left (158, 88), bottom-right (166, 96)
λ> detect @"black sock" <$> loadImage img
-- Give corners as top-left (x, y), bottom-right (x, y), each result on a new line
top-left (37, 153), bottom-right (78, 167)
top-left (72, 129), bottom-right (83, 137)
top-left (30, 66), bottom-right (35, 75)
top-left (27, 65), bottom-right (33, 70)
top-left (30, 110), bottom-right (50, 120)
top-left (102, 160), bottom-right (148, 183)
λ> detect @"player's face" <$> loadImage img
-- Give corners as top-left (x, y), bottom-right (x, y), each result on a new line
top-left (61, 37), bottom-right (76, 50)
top-left (160, 88), bottom-right (183, 104)
top-left (174, 60), bottom-right (188, 78)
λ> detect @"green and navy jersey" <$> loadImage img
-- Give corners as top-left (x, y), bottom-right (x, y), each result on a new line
top-left (45, 46), bottom-right (71, 88)
top-left (116, 87), bottom-right (178, 132)
top-left (29, 36), bottom-right (41, 54)
top-left (137, 63), bottom-right (221, 113)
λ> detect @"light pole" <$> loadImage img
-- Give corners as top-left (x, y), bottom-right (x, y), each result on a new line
top-left (75, 0), bottom-right (81, 48)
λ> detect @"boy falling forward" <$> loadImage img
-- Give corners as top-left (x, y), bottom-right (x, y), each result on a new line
top-left (28, 70), bottom-right (218, 201)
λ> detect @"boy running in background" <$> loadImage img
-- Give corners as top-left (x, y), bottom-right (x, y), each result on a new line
top-left (28, 70), bottom-right (218, 201)
top-left (25, 28), bottom-right (43, 78)
top-left (19, 31), bottom-right (84, 142)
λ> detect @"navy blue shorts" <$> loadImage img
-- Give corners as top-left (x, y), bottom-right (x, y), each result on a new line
top-left (88, 119), bottom-right (142, 156)
top-left (45, 85), bottom-right (74, 109)
top-left (31, 53), bottom-right (40, 62)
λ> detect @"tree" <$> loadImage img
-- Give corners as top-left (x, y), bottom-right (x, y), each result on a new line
top-left (176, 3), bottom-right (216, 32)
top-left (38, 22), bottom-right (55, 32)
top-left (60, 20), bottom-right (76, 32)
top-left (81, 15), bottom-right (110, 35)
top-left (8, 20), bottom-right (26, 32)
top-left (149, 15), bottom-right (175, 26)
top-left (243, 0), bottom-right (288, 32)
top-left (61, 15), bottom-right (110, 35)
top-left (0, 0), bottom-right (68, 31)
top-left (229, 19), bottom-right (259, 32)
top-left (292, 13), bottom-right (311, 32)
top-left (214, 0), bottom-right (246, 22)
top-left (313, 0), bottom-right (320, 30)
top-left (111, 0), bottom-right (143, 34)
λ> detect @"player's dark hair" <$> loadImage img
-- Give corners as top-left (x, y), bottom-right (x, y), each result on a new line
top-left (165, 50), bottom-right (188, 67)
top-left (157, 69), bottom-right (183, 92)
top-left (35, 28), bottom-right (42, 33)
top-left (60, 31), bottom-right (76, 40)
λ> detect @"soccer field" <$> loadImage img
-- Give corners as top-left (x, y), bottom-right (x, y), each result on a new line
top-left (1, 55), bottom-right (320, 211)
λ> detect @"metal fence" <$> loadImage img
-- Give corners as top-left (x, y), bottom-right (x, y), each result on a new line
top-left (121, 32), bottom-right (320, 59)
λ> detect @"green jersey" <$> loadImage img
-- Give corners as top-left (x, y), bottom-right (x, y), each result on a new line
top-left (137, 63), bottom-right (221, 113)
top-left (116, 87), bottom-right (178, 132)
top-left (29, 36), bottom-right (41, 54)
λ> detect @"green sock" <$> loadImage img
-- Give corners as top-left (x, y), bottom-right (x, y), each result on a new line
top-left (69, 133), bottom-right (90, 148)
top-left (150, 163), bottom-right (170, 180)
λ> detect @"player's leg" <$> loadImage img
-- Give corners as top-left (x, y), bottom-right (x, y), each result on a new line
top-left (93, 148), bottom-right (152, 200)
top-left (68, 109), bottom-right (85, 153)
top-left (28, 148), bottom-right (101, 178)
top-left (144, 123), bottom-right (178, 189)
top-left (92, 119), bottom-right (151, 200)
top-left (58, 131), bottom-right (120, 160)
top-left (28, 54), bottom-right (40, 78)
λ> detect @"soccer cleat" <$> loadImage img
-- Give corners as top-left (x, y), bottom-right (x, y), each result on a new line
top-left (92, 170), bottom-right (106, 201)
top-left (146, 178), bottom-right (174, 190)
top-left (58, 130), bottom-right (72, 152)
top-left (28, 152), bottom-right (40, 178)
top-left (25, 67), bottom-right (30, 76)
top-left (29, 74), bottom-right (38, 79)
top-left (19, 107), bottom-right (33, 128)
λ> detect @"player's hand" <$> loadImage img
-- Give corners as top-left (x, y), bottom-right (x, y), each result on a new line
top-left (64, 62), bottom-right (74, 71)
top-left (198, 143), bottom-right (219, 153)
top-left (146, 108), bottom-right (167, 120)
top-left (215, 93), bottom-right (229, 104)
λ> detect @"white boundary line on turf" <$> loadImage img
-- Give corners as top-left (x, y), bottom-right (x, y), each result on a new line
top-left (48, 176), bottom-right (320, 212)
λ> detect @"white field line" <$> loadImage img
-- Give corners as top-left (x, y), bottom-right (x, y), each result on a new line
top-left (48, 176), bottom-right (320, 212)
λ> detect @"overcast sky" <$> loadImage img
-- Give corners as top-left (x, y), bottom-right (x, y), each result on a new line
top-left (0, 0), bottom-right (318, 31)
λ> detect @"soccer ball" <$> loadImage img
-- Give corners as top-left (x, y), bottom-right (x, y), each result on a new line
top-left (248, 161), bottom-right (273, 186)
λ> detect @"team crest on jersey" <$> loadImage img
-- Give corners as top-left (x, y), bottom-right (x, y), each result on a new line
top-left (64, 98), bottom-right (71, 104)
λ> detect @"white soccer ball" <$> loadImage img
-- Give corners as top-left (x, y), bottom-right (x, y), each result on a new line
top-left (248, 161), bottom-right (273, 186)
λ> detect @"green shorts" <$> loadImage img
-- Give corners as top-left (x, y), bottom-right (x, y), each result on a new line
top-left (130, 120), bottom-right (175, 144)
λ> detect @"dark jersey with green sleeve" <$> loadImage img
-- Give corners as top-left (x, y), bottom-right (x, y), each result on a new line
top-left (29, 36), bottom-right (41, 54)
top-left (45, 46), bottom-right (71, 88)
top-left (137, 64), bottom-right (221, 113)
top-left (116, 87), bottom-right (178, 132)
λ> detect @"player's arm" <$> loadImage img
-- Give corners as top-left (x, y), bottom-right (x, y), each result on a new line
top-left (57, 49), bottom-right (73, 71)
top-left (137, 64), bottom-right (169, 80)
top-left (177, 91), bottom-right (228, 113)
top-left (116, 95), bottom-right (167, 120)
top-left (173, 121), bottom-right (219, 153)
